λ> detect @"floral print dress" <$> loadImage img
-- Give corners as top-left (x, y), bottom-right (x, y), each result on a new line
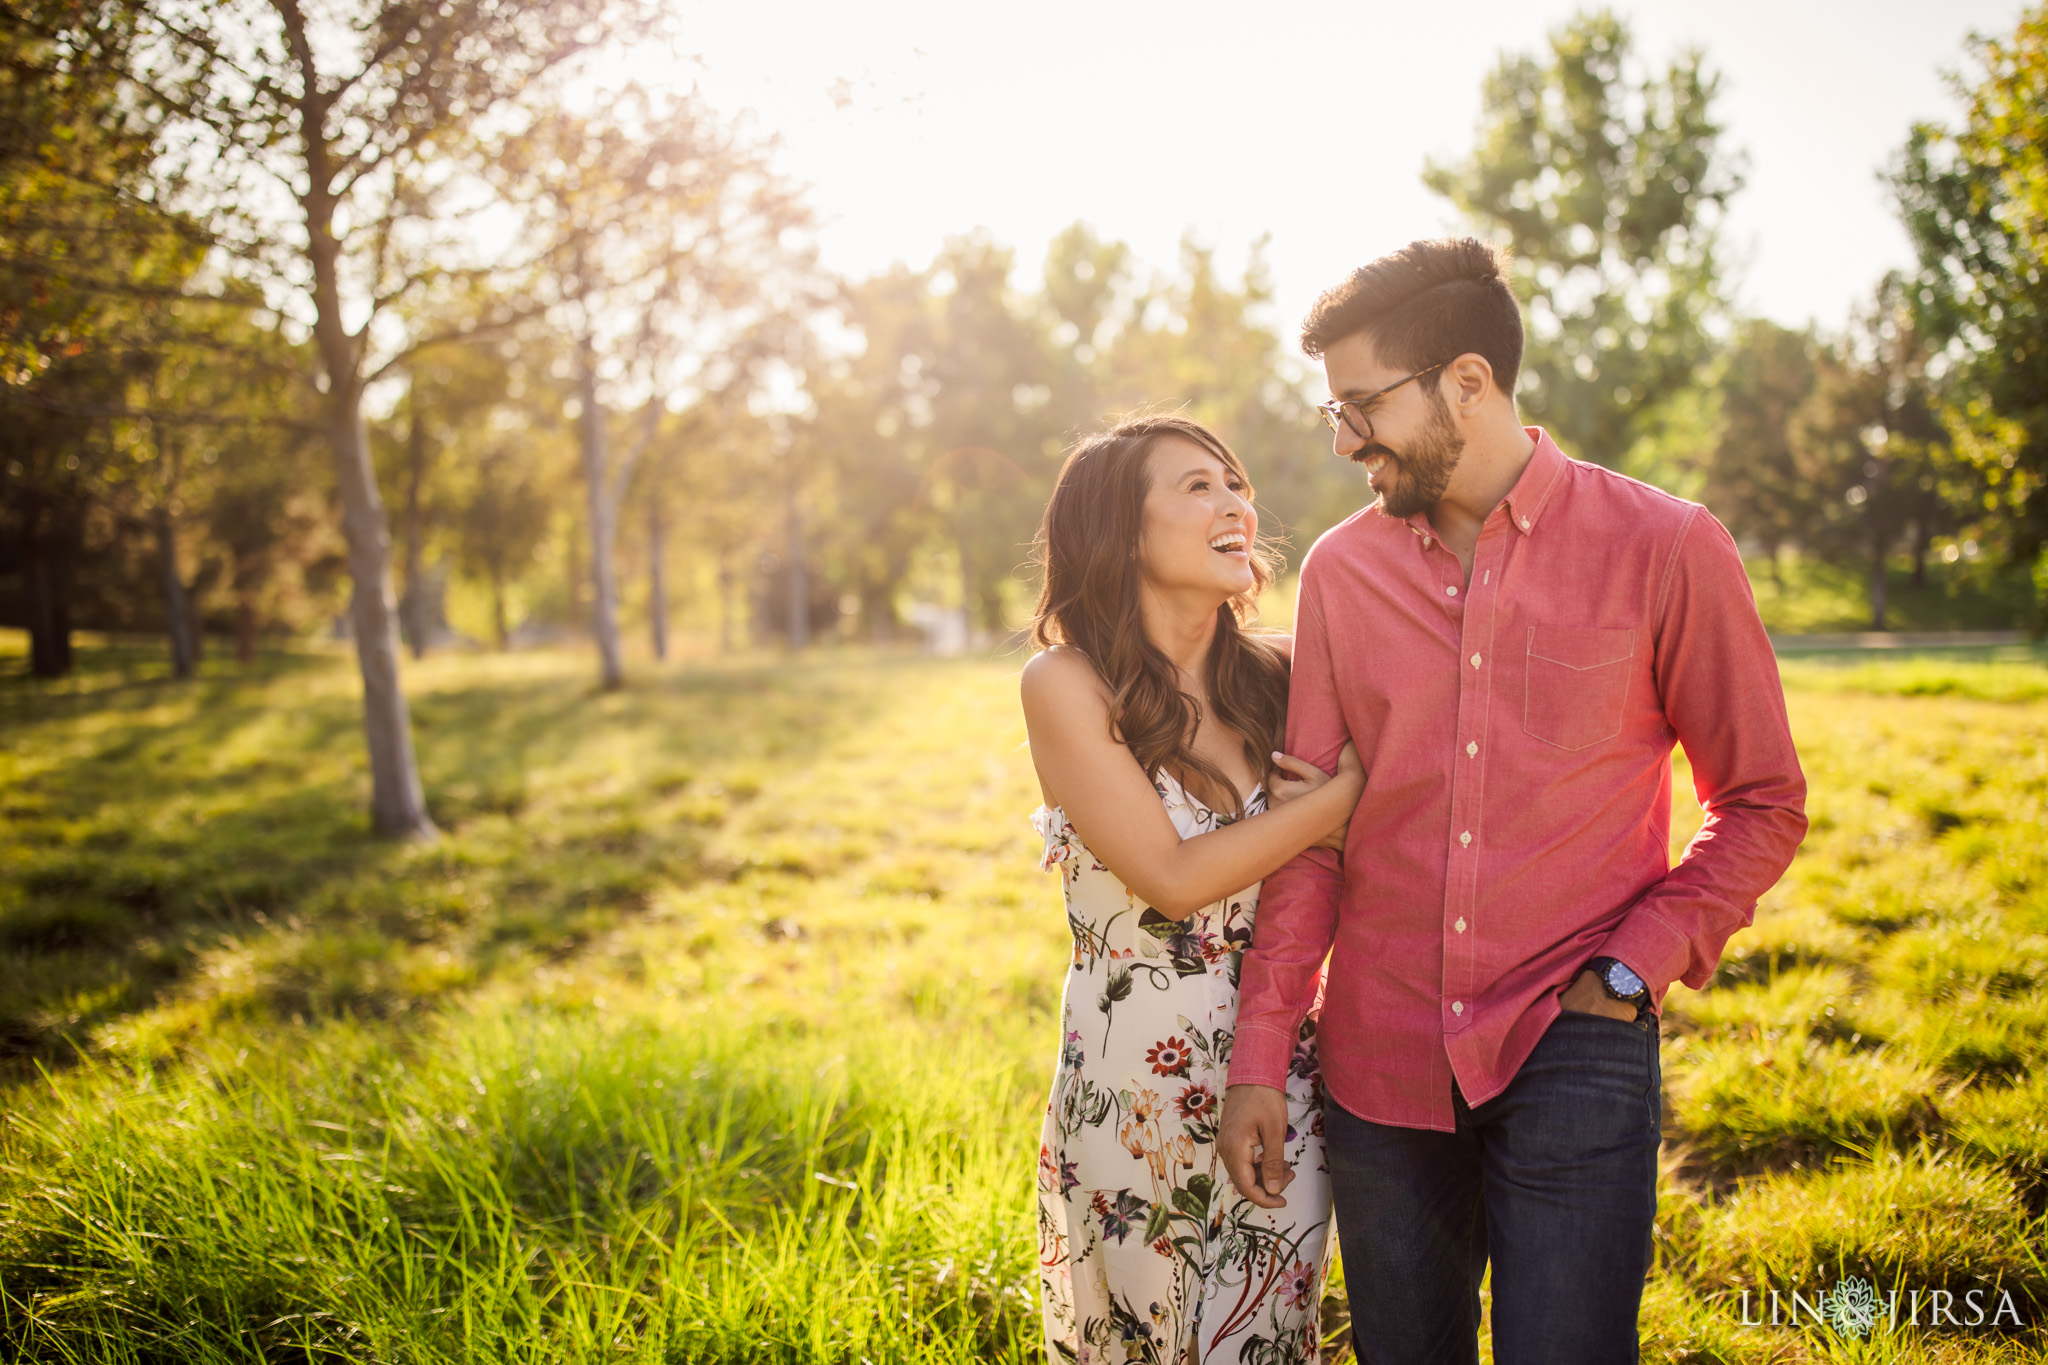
top-left (1032, 770), bottom-right (1331, 1365)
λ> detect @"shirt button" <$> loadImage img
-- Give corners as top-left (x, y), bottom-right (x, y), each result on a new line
top-left (1466, 741), bottom-right (1478, 756)
top-left (1421, 535), bottom-right (1433, 549)
top-left (1445, 585), bottom-right (1458, 597)
top-left (1452, 1000), bottom-right (1465, 1015)
top-left (1455, 917), bottom-right (1467, 933)
top-left (1470, 653), bottom-right (1482, 668)
top-left (1459, 831), bottom-right (1472, 846)
top-left (1521, 516), bottom-right (1532, 529)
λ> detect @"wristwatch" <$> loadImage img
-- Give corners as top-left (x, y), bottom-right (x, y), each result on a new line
top-left (1587, 956), bottom-right (1649, 1010)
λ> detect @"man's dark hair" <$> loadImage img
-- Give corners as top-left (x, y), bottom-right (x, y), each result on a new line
top-left (1300, 237), bottom-right (1523, 396)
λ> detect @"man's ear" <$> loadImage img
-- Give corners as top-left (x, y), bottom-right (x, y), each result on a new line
top-left (1445, 353), bottom-right (1495, 413)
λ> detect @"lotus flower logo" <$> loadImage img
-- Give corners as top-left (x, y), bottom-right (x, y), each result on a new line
top-left (1825, 1276), bottom-right (1880, 1339)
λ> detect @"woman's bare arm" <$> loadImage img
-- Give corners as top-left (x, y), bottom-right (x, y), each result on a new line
top-left (1021, 647), bottom-right (1359, 920)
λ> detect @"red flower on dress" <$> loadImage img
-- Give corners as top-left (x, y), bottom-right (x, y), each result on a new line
top-left (1146, 1036), bottom-right (1192, 1077)
top-left (1175, 1083), bottom-right (1217, 1121)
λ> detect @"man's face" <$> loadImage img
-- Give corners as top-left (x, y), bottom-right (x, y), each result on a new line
top-left (1321, 332), bottom-right (1466, 519)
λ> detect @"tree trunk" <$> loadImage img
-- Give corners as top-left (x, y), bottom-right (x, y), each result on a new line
top-left (647, 494), bottom-right (669, 662)
top-left (1910, 518), bottom-right (1931, 588)
top-left (565, 517), bottom-right (583, 634)
top-left (958, 528), bottom-right (975, 639)
top-left (1869, 525), bottom-right (1889, 632)
top-left (153, 424), bottom-right (197, 679)
top-left (866, 582), bottom-right (894, 644)
top-left (157, 505), bottom-right (197, 679)
top-left (1765, 538), bottom-right (1784, 593)
top-left (784, 447), bottom-right (807, 652)
top-left (328, 392), bottom-right (438, 837)
top-left (717, 550), bottom-right (735, 653)
top-left (491, 569), bottom-right (509, 651)
top-left (291, 24), bottom-right (433, 840)
top-left (401, 398), bottom-right (429, 659)
top-left (21, 502), bottom-right (74, 680)
top-left (578, 337), bottom-right (626, 690)
top-left (235, 591), bottom-right (258, 666)
top-left (305, 285), bottom-right (436, 835)
top-left (24, 560), bottom-right (72, 678)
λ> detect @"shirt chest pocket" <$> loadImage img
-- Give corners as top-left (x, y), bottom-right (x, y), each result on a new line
top-left (1523, 623), bottom-right (1636, 751)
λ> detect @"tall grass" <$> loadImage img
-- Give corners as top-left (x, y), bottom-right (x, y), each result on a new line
top-left (2, 641), bottom-right (2046, 1361)
top-left (3, 1000), bottom-right (1042, 1362)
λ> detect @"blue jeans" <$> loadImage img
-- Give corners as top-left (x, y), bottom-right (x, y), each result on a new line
top-left (1324, 1010), bottom-right (1662, 1365)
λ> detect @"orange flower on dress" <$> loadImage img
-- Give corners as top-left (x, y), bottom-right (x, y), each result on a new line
top-left (1118, 1116), bottom-right (1149, 1160)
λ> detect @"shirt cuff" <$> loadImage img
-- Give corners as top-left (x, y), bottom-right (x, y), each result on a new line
top-left (1596, 908), bottom-right (1695, 1001)
top-left (1226, 1020), bottom-right (1298, 1091)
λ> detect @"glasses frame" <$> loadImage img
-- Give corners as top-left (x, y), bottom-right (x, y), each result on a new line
top-left (1316, 361), bottom-right (1450, 443)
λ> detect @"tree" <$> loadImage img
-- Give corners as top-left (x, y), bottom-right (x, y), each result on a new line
top-left (454, 445), bottom-right (554, 650)
top-left (48, 0), bottom-right (646, 835)
top-left (1096, 235), bottom-right (1337, 548)
top-left (1894, 3), bottom-right (2048, 604)
top-left (0, 0), bottom-right (220, 677)
top-left (1426, 9), bottom-right (1741, 469)
top-left (204, 417), bottom-right (340, 665)
top-left (922, 234), bottom-right (1055, 636)
top-left (1787, 277), bottom-right (1956, 629)
top-left (803, 271), bottom-right (943, 643)
top-left (377, 315), bottom-right (528, 658)
top-left (498, 90), bottom-right (811, 685)
top-left (1700, 320), bottom-right (1822, 586)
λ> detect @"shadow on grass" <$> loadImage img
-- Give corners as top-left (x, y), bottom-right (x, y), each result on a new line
top-left (0, 644), bottom-right (921, 1079)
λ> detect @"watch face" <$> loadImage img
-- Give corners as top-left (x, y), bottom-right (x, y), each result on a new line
top-left (1606, 961), bottom-right (1646, 996)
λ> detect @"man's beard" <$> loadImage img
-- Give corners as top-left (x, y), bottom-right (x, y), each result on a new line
top-left (1362, 389), bottom-right (1465, 519)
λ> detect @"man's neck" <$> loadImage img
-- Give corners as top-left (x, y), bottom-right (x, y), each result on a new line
top-left (1426, 418), bottom-right (1538, 575)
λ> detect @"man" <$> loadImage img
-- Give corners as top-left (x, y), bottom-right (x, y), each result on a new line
top-left (1217, 238), bottom-right (1807, 1364)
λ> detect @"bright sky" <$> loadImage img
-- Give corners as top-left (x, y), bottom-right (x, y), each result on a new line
top-left (655, 0), bottom-right (2023, 346)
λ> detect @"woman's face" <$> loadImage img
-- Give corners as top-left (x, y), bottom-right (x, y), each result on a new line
top-left (1136, 436), bottom-right (1258, 603)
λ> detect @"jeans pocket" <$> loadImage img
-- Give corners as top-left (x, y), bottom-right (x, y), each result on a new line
top-left (1559, 1004), bottom-right (1657, 1038)
top-left (1523, 623), bottom-right (1635, 750)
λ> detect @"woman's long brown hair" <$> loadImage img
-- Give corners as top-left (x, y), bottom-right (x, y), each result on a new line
top-left (1029, 416), bottom-right (1289, 818)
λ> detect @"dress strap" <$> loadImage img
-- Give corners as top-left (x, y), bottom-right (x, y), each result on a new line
top-left (1030, 805), bottom-right (1078, 873)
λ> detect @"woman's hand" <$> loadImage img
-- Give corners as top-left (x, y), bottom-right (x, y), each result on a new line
top-left (1267, 742), bottom-right (1362, 851)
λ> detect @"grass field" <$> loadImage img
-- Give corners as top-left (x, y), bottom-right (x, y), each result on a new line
top-left (1, 635), bottom-right (2045, 1363)
top-left (1743, 555), bottom-right (2036, 636)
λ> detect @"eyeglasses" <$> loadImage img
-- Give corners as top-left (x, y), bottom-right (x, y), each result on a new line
top-left (1315, 361), bottom-right (1449, 442)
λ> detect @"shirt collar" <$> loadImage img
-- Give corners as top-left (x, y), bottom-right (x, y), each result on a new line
top-left (1500, 427), bottom-right (1567, 536)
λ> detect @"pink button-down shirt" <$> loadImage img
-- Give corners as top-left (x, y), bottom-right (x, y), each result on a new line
top-left (1227, 429), bottom-right (1807, 1131)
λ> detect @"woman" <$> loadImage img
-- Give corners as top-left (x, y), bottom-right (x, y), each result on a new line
top-left (1022, 415), bottom-right (1361, 1364)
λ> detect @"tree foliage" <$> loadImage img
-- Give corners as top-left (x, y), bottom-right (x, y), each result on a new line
top-left (1894, 2), bottom-right (2048, 572)
top-left (1426, 9), bottom-right (1740, 469)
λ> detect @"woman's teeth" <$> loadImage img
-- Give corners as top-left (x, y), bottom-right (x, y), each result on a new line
top-left (1209, 534), bottom-right (1247, 554)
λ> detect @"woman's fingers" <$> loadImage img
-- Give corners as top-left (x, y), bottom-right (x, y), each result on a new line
top-left (1270, 750), bottom-right (1343, 787)
top-left (1267, 750), bottom-right (1320, 783)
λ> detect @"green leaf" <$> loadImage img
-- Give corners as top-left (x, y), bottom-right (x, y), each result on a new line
top-left (1140, 1200), bottom-right (1171, 1244)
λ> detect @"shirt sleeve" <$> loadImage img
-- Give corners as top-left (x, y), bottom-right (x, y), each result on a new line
top-left (1227, 558), bottom-right (1350, 1090)
top-left (1598, 508), bottom-right (1809, 1002)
